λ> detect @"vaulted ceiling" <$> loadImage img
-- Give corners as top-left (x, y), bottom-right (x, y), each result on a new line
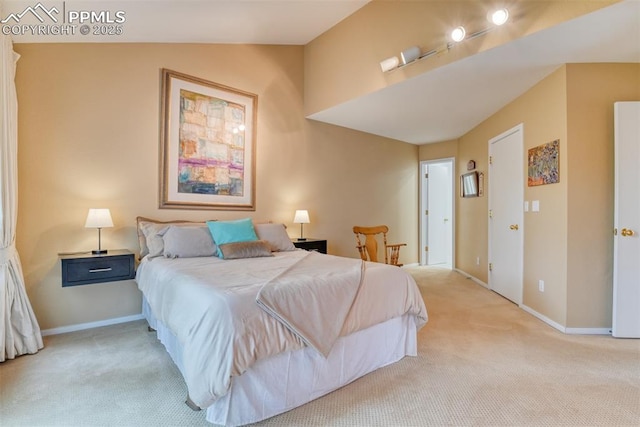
top-left (307, 0), bottom-right (640, 144)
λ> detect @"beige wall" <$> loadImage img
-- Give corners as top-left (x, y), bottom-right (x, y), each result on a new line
top-left (418, 139), bottom-right (458, 162)
top-left (455, 63), bottom-right (639, 328)
top-left (14, 43), bottom-right (418, 331)
top-left (518, 67), bottom-right (569, 325)
top-left (305, 0), bottom-right (618, 116)
top-left (565, 63), bottom-right (640, 328)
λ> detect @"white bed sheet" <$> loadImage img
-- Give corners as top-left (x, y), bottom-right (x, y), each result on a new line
top-left (143, 297), bottom-right (417, 426)
top-left (136, 251), bottom-right (427, 409)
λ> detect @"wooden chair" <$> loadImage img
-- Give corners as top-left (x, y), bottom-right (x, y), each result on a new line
top-left (353, 225), bottom-right (406, 267)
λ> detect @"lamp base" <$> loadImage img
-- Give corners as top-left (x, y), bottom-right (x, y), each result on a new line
top-left (92, 249), bottom-right (108, 255)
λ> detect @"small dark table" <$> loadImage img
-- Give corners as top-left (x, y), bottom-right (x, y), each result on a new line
top-left (59, 249), bottom-right (135, 287)
top-left (292, 239), bottom-right (327, 254)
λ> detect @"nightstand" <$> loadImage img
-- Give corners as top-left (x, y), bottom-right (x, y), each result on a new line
top-left (292, 239), bottom-right (327, 254)
top-left (59, 249), bottom-right (135, 287)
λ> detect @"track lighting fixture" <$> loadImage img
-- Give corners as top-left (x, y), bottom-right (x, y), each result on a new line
top-left (379, 7), bottom-right (510, 73)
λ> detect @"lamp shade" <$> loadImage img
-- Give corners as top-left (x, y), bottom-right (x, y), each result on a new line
top-left (293, 210), bottom-right (310, 224)
top-left (85, 209), bottom-right (113, 228)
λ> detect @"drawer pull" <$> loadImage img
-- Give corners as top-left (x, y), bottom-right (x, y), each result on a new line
top-left (89, 267), bottom-right (112, 273)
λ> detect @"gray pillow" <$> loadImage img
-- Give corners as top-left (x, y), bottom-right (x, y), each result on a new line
top-left (137, 217), bottom-right (204, 259)
top-left (218, 240), bottom-right (273, 260)
top-left (254, 223), bottom-right (296, 252)
top-left (139, 222), bottom-right (170, 259)
top-left (162, 225), bottom-right (217, 258)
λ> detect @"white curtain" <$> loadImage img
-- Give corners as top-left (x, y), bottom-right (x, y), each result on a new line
top-left (0, 34), bottom-right (43, 361)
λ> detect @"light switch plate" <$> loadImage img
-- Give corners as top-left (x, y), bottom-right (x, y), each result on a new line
top-left (532, 200), bottom-right (540, 212)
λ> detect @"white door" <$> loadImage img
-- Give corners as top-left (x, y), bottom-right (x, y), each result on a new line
top-left (488, 125), bottom-right (524, 304)
top-left (612, 102), bottom-right (640, 338)
top-left (420, 159), bottom-right (454, 266)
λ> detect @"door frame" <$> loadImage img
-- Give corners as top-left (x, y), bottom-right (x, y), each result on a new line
top-left (488, 124), bottom-right (524, 304)
top-left (419, 158), bottom-right (455, 267)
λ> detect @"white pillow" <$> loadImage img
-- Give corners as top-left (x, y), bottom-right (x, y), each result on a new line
top-left (254, 223), bottom-right (296, 252)
top-left (162, 225), bottom-right (217, 258)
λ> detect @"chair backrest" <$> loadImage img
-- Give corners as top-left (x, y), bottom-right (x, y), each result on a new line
top-left (353, 225), bottom-right (390, 264)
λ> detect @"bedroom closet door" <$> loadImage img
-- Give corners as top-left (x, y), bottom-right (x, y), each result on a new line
top-left (488, 125), bottom-right (523, 305)
top-left (612, 102), bottom-right (640, 338)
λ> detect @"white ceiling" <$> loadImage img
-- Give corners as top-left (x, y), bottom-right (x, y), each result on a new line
top-left (310, 0), bottom-right (640, 144)
top-left (5, 1), bottom-right (639, 145)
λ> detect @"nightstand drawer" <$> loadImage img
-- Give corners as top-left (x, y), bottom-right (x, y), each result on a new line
top-left (60, 251), bottom-right (135, 287)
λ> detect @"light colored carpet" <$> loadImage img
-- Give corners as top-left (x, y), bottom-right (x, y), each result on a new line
top-left (1, 267), bottom-right (639, 426)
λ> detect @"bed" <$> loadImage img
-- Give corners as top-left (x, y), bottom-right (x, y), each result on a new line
top-left (135, 218), bottom-right (428, 426)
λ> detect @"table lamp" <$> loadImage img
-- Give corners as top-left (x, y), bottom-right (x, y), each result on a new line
top-left (85, 208), bottom-right (113, 254)
top-left (293, 210), bottom-right (310, 241)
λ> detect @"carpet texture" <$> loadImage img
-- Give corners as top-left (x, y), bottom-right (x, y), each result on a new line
top-left (1, 267), bottom-right (638, 426)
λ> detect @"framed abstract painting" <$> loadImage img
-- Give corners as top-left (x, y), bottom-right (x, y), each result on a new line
top-left (159, 69), bottom-right (257, 210)
top-left (528, 139), bottom-right (559, 187)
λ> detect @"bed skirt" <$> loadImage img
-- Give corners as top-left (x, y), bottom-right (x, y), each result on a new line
top-left (143, 297), bottom-right (417, 426)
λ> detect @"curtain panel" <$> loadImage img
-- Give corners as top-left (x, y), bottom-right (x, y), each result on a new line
top-left (1, 34), bottom-right (43, 361)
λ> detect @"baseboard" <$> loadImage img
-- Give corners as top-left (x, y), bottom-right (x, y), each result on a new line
top-left (565, 327), bottom-right (611, 335)
top-left (41, 313), bottom-right (145, 336)
top-left (453, 268), bottom-right (489, 288)
top-left (519, 305), bottom-right (611, 335)
top-left (519, 305), bottom-right (566, 332)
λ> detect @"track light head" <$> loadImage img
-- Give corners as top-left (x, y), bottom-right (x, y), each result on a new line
top-left (400, 46), bottom-right (421, 65)
top-left (490, 8), bottom-right (509, 26)
top-left (450, 26), bottom-right (466, 42)
top-left (379, 56), bottom-right (399, 72)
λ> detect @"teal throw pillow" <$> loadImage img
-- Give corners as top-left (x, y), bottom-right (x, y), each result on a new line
top-left (206, 218), bottom-right (258, 258)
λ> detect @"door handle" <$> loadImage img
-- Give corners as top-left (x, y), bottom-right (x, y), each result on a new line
top-left (621, 228), bottom-right (636, 237)
top-left (509, 224), bottom-right (519, 230)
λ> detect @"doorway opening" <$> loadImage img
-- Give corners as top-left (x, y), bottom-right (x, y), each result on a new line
top-left (420, 158), bottom-right (455, 268)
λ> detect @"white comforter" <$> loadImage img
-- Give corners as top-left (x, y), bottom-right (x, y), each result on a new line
top-left (136, 250), bottom-right (427, 409)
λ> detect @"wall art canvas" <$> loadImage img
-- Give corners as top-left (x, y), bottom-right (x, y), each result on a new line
top-left (528, 139), bottom-right (559, 187)
top-left (160, 69), bottom-right (257, 210)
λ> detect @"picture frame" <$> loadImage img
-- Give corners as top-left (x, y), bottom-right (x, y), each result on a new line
top-left (159, 69), bottom-right (257, 210)
top-left (528, 139), bottom-right (559, 187)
